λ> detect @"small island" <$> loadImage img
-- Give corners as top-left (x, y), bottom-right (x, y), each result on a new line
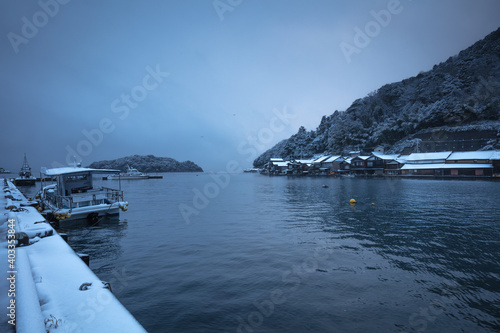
top-left (88, 155), bottom-right (203, 173)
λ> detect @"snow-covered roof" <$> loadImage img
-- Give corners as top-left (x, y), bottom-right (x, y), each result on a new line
top-left (270, 158), bottom-right (284, 162)
top-left (401, 163), bottom-right (492, 170)
top-left (296, 159), bottom-right (315, 165)
top-left (313, 156), bottom-right (330, 163)
top-left (342, 157), bottom-right (353, 164)
top-left (371, 152), bottom-right (400, 160)
top-left (406, 151), bottom-right (452, 162)
top-left (397, 155), bottom-right (410, 163)
top-left (491, 151), bottom-right (500, 160)
top-left (324, 155), bottom-right (343, 163)
top-left (41, 167), bottom-right (120, 176)
top-left (272, 161), bottom-right (289, 167)
top-left (447, 151), bottom-right (496, 160)
top-left (353, 155), bottom-right (370, 160)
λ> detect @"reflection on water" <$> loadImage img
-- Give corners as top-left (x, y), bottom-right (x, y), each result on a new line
top-left (65, 216), bottom-right (129, 284)
top-left (251, 177), bottom-right (500, 332)
top-left (17, 176), bottom-right (500, 332)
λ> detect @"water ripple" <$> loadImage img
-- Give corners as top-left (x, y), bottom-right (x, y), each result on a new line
top-left (48, 175), bottom-right (500, 332)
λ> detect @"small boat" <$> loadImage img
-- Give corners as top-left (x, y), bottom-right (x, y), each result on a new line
top-left (37, 166), bottom-right (128, 225)
top-left (105, 165), bottom-right (148, 180)
top-left (0, 167), bottom-right (11, 174)
top-left (14, 153), bottom-right (36, 186)
top-left (243, 168), bottom-right (261, 173)
top-left (341, 173), bottom-right (355, 178)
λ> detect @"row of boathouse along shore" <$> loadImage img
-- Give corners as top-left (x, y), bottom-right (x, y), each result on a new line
top-left (258, 150), bottom-right (500, 178)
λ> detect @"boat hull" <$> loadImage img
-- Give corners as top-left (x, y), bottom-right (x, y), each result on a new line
top-left (14, 178), bottom-right (36, 186)
top-left (41, 201), bottom-right (127, 226)
top-left (106, 175), bottom-right (148, 180)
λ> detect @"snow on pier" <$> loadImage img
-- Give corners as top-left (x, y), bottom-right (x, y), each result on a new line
top-left (1, 179), bottom-right (146, 332)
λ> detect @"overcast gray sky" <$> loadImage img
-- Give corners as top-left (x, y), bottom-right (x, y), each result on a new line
top-left (1, 0), bottom-right (499, 172)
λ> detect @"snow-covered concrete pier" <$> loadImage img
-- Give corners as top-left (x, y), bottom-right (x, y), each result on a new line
top-left (1, 179), bottom-right (146, 332)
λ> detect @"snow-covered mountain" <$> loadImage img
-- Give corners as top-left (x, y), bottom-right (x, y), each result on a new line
top-left (254, 27), bottom-right (500, 167)
top-left (88, 155), bottom-right (203, 173)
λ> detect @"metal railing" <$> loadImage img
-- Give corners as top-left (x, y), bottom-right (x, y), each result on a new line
top-left (101, 187), bottom-right (124, 202)
top-left (48, 187), bottom-right (124, 209)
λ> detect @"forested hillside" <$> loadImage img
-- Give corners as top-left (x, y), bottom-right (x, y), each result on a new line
top-left (88, 155), bottom-right (203, 173)
top-left (254, 27), bottom-right (500, 167)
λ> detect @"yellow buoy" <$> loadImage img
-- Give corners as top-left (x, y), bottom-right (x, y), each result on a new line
top-left (350, 199), bottom-right (357, 204)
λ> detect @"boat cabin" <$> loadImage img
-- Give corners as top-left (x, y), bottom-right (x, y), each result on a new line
top-left (61, 171), bottom-right (93, 195)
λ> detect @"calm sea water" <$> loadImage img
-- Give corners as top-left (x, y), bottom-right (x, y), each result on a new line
top-left (23, 174), bottom-right (500, 332)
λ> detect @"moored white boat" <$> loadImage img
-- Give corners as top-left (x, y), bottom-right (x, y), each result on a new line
top-left (37, 166), bottom-right (128, 225)
top-left (105, 165), bottom-right (148, 180)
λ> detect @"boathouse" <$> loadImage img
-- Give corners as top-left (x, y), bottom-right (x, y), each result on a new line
top-left (400, 151), bottom-right (494, 176)
top-left (339, 157), bottom-right (353, 173)
top-left (444, 151), bottom-right (495, 176)
top-left (268, 160), bottom-right (289, 175)
top-left (365, 153), bottom-right (399, 175)
top-left (322, 155), bottom-right (343, 175)
top-left (288, 159), bottom-right (315, 175)
top-left (350, 155), bottom-right (371, 175)
top-left (492, 151), bottom-right (500, 176)
top-left (401, 151), bottom-right (451, 175)
top-left (372, 153), bottom-right (406, 175)
top-left (310, 156), bottom-right (331, 175)
top-left (261, 149), bottom-right (500, 177)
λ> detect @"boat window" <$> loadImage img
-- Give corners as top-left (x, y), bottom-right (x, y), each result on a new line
top-left (65, 174), bottom-right (88, 181)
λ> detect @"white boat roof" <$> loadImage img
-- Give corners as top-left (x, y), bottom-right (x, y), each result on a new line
top-left (41, 167), bottom-right (120, 176)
